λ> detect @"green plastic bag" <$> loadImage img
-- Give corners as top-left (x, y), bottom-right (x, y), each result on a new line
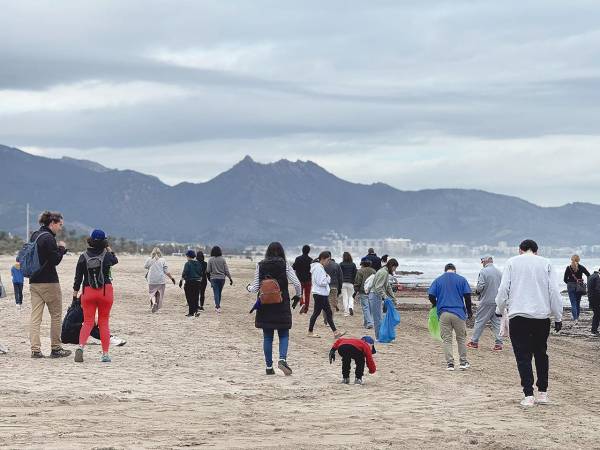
top-left (428, 307), bottom-right (442, 341)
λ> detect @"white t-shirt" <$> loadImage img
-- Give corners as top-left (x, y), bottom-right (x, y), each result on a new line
top-left (145, 257), bottom-right (169, 285)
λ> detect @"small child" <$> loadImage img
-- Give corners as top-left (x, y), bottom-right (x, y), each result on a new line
top-left (11, 259), bottom-right (24, 309)
top-left (329, 336), bottom-right (377, 385)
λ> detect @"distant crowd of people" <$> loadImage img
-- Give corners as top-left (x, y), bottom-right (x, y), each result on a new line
top-left (1, 210), bottom-right (599, 407)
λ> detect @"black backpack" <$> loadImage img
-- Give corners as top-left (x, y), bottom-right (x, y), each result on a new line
top-left (84, 249), bottom-right (107, 289)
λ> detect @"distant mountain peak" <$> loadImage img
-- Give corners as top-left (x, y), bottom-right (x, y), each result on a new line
top-left (60, 156), bottom-right (111, 173)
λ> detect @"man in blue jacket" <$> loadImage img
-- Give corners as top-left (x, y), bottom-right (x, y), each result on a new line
top-left (429, 263), bottom-right (473, 371)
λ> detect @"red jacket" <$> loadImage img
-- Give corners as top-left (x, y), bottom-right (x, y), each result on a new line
top-left (331, 338), bottom-right (376, 374)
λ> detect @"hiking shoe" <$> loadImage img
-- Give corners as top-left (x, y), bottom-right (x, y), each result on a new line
top-left (74, 348), bottom-right (84, 363)
top-left (536, 392), bottom-right (549, 405)
top-left (349, 308), bottom-right (354, 316)
top-left (446, 363), bottom-right (455, 371)
top-left (101, 354), bottom-right (112, 363)
top-left (520, 396), bottom-right (535, 408)
top-left (266, 367), bottom-right (275, 375)
top-left (50, 348), bottom-right (72, 358)
top-left (493, 344), bottom-right (503, 351)
top-left (466, 341), bottom-right (479, 349)
top-left (278, 360), bottom-right (292, 376)
top-left (31, 351), bottom-right (44, 359)
top-left (459, 362), bottom-right (471, 370)
top-left (354, 378), bottom-right (363, 385)
top-left (341, 378), bottom-right (350, 384)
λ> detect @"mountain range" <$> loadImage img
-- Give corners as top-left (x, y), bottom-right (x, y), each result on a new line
top-left (1, 144), bottom-right (598, 247)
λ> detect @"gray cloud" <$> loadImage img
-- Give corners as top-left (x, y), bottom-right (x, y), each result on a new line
top-left (2, 0), bottom-right (600, 205)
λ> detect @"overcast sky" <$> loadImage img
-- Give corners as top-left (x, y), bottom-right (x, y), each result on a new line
top-left (2, 1), bottom-right (600, 206)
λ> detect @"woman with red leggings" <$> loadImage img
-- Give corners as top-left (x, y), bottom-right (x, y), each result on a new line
top-left (73, 229), bottom-right (118, 363)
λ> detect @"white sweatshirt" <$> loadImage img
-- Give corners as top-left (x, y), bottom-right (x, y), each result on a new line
top-left (311, 262), bottom-right (331, 296)
top-left (495, 252), bottom-right (563, 321)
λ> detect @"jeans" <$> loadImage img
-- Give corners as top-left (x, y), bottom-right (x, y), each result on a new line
top-left (567, 284), bottom-right (582, 320)
top-left (470, 302), bottom-right (502, 345)
top-left (509, 316), bottom-right (551, 397)
top-left (210, 278), bottom-right (226, 308)
top-left (359, 293), bottom-right (373, 328)
top-left (368, 292), bottom-right (383, 339)
top-left (13, 283), bottom-right (23, 305)
top-left (338, 344), bottom-right (366, 379)
top-left (309, 294), bottom-right (337, 332)
top-left (263, 328), bottom-right (289, 368)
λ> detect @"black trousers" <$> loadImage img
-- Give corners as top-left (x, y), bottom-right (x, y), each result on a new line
top-left (338, 344), bottom-right (365, 379)
top-left (309, 294), bottom-right (337, 332)
top-left (184, 280), bottom-right (201, 315)
top-left (592, 305), bottom-right (600, 333)
top-left (199, 279), bottom-right (207, 308)
top-left (509, 316), bottom-right (550, 397)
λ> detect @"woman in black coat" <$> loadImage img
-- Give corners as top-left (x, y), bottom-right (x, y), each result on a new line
top-left (249, 242), bottom-right (301, 376)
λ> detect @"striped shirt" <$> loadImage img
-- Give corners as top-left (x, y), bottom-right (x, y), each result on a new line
top-left (249, 261), bottom-right (302, 297)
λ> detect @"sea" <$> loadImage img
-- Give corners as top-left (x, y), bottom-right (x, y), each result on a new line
top-left (395, 257), bottom-right (600, 308)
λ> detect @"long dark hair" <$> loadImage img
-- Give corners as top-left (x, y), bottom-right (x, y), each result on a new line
top-left (343, 252), bottom-right (352, 263)
top-left (265, 242), bottom-right (286, 260)
top-left (210, 246), bottom-right (222, 257)
top-left (87, 237), bottom-right (108, 249)
top-left (196, 251), bottom-right (205, 262)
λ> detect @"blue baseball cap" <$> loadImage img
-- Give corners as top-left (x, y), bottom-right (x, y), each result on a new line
top-left (186, 250), bottom-right (196, 258)
top-left (90, 229), bottom-right (107, 240)
top-left (362, 336), bottom-right (376, 354)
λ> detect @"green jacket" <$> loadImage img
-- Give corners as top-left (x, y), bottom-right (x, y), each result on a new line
top-left (373, 267), bottom-right (394, 299)
top-left (354, 267), bottom-right (376, 294)
top-left (182, 260), bottom-right (204, 281)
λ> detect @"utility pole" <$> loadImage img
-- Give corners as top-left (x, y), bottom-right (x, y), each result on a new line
top-left (26, 203), bottom-right (30, 241)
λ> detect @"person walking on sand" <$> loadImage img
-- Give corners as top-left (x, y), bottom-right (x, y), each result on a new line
top-left (28, 211), bottom-right (72, 359)
top-left (563, 255), bottom-right (590, 325)
top-left (370, 259), bottom-right (399, 340)
top-left (248, 242), bottom-right (301, 375)
top-left (180, 250), bottom-right (203, 317)
top-left (73, 230), bottom-right (118, 363)
top-left (325, 257), bottom-right (343, 318)
top-left (354, 258), bottom-right (376, 329)
top-left (340, 252), bottom-right (358, 317)
top-left (145, 248), bottom-right (176, 313)
top-left (587, 267), bottom-right (600, 336)
top-left (467, 256), bottom-right (503, 351)
top-left (363, 248), bottom-right (382, 272)
top-left (308, 251), bottom-right (345, 339)
top-left (207, 246), bottom-right (233, 313)
top-left (11, 259), bottom-right (24, 310)
top-left (196, 251), bottom-right (209, 311)
top-left (292, 245), bottom-right (313, 314)
top-left (428, 263), bottom-right (473, 371)
top-left (495, 239), bottom-right (563, 407)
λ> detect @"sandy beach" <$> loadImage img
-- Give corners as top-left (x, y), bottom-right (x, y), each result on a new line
top-left (1, 254), bottom-right (599, 449)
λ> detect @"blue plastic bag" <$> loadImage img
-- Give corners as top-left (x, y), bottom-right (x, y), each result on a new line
top-left (378, 298), bottom-right (400, 343)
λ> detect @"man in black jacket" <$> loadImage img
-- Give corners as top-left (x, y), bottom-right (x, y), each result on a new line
top-left (293, 245), bottom-right (313, 314)
top-left (363, 248), bottom-right (382, 272)
top-left (587, 268), bottom-right (600, 335)
top-left (29, 211), bottom-right (71, 359)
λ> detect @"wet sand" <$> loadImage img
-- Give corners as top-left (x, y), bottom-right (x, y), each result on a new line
top-left (1, 255), bottom-right (599, 449)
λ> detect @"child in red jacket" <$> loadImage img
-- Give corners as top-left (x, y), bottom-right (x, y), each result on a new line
top-left (329, 336), bottom-right (377, 385)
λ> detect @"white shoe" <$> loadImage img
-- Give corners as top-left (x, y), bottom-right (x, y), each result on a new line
top-left (536, 392), bottom-right (549, 405)
top-left (520, 396), bottom-right (535, 407)
top-left (88, 337), bottom-right (102, 345)
top-left (0, 343), bottom-right (8, 354)
top-left (110, 336), bottom-right (127, 347)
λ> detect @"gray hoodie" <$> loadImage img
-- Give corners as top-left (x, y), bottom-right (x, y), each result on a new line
top-left (476, 263), bottom-right (502, 305)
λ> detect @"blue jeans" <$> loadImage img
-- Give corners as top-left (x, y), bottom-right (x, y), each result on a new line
top-left (210, 278), bottom-right (225, 308)
top-left (567, 285), bottom-right (582, 320)
top-left (359, 293), bottom-right (373, 328)
top-left (368, 292), bottom-right (383, 339)
top-left (263, 328), bottom-right (289, 368)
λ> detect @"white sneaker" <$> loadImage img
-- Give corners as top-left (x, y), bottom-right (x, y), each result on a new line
top-left (520, 396), bottom-right (535, 407)
top-left (88, 337), bottom-right (102, 345)
top-left (536, 392), bottom-right (549, 405)
top-left (110, 336), bottom-right (127, 347)
top-left (0, 343), bottom-right (8, 354)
